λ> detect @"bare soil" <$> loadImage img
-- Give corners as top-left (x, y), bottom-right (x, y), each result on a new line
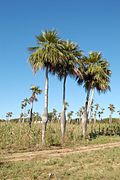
top-left (1, 142), bottom-right (120, 162)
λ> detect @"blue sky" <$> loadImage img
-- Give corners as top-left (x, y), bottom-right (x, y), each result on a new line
top-left (0, 0), bottom-right (120, 119)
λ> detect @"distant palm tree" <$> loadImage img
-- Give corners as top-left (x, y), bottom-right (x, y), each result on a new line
top-left (76, 107), bottom-right (83, 123)
top-left (67, 111), bottom-right (74, 123)
top-left (6, 112), bottom-right (13, 121)
top-left (51, 108), bottom-right (57, 122)
top-left (28, 30), bottom-right (63, 144)
top-left (117, 110), bottom-right (120, 122)
top-left (29, 86), bottom-right (42, 127)
top-left (21, 98), bottom-right (30, 122)
top-left (108, 104), bottom-right (115, 124)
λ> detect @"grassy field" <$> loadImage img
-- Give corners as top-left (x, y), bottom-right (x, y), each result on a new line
top-left (0, 121), bottom-right (120, 179)
top-left (1, 147), bottom-right (120, 179)
top-left (0, 121), bottom-right (120, 153)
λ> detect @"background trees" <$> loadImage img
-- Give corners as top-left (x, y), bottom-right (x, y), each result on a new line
top-left (108, 104), bottom-right (115, 124)
top-left (29, 86), bottom-right (42, 127)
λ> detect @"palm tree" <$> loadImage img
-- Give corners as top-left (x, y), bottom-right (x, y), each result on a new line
top-left (55, 40), bottom-right (82, 141)
top-left (117, 110), bottom-right (120, 122)
top-left (6, 112), bottom-right (13, 121)
top-left (67, 111), bottom-right (74, 123)
top-left (29, 86), bottom-right (42, 127)
top-left (28, 30), bottom-right (63, 144)
top-left (51, 108), bottom-right (57, 122)
top-left (20, 98), bottom-right (30, 122)
top-left (77, 52), bottom-right (111, 137)
top-left (108, 104), bottom-right (115, 124)
top-left (76, 107), bottom-right (83, 123)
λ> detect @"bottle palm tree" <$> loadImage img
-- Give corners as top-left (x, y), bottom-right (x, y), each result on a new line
top-left (77, 52), bottom-right (111, 137)
top-left (28, 30), bottom-right (63, 144)
top-left (29, 86), bottom-right (42, 127)
top-left (108, 104), bottom-right (115, 124)
top-left (55, 40), bottom-right (82, 141)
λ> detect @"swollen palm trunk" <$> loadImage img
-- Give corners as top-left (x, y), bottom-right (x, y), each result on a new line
top-left (81, 109), bottom-right (88, 138)
top-left (61, 108), bottom-right (66, 141)
top-left (109, 114), bottom-right (112, 124)
top-left (42, 67), bottom-right (48, 145)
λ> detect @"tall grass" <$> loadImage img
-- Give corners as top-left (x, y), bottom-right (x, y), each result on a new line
top-left (0, 121), bottom-right (120, 153)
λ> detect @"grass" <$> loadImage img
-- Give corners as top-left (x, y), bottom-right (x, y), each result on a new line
top-left (0, 121), bottom-right (120, 179)
top-left (0, 121), bottom-right (120, 154)
top-left (0, 147), bottom-right (120, 179)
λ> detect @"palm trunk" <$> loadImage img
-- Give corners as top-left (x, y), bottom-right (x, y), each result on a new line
top-left (88, 88), bottom-right (94, 112)
top-left (61, 75), bottom-right (66, 141)
top-left (29, 102), bottom-right (33, 128)
top-left (81, 88), bottom-right (90, 138)
top-left (85, 88), bottom-right (91, 113)
top-left (42, 66), bottom-right (48, 145)
top-left (109, 113), bottom-right (112, 124)
top-left (81, 108), bottom-right (87, 138)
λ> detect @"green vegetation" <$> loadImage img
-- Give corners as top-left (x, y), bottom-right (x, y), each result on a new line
top-left (0, 121), bottom-right (120, 154)
top-left (1, 146), bottom-right (120, 179)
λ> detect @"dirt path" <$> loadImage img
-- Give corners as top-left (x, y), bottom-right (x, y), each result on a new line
top-left (1, 142), bottom-right (120, 162)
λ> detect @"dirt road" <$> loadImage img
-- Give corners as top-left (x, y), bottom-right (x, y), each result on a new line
top-left (1, 142), bottom-right (120, 162)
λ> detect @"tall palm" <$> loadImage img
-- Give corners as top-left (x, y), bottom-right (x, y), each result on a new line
top-left (77, 52), bottom-right (111, 137)
top-left (55, 40), bottom-right (82, 140)
top-left (28, 30), bottom-right (63, 144)
top-left (108, 104), bottom-right (115, 124)
top-left (29, 86), bottom-right (42, 127)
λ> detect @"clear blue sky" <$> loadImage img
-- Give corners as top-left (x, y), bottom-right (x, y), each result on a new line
top-left (0, 0), bottom-right (120, 119)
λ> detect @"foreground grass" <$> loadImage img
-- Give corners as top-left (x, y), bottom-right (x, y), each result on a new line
top-left (0, 122), bottom-right (120, 153)
top-left (0, 147), bottom-right (120, 179)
